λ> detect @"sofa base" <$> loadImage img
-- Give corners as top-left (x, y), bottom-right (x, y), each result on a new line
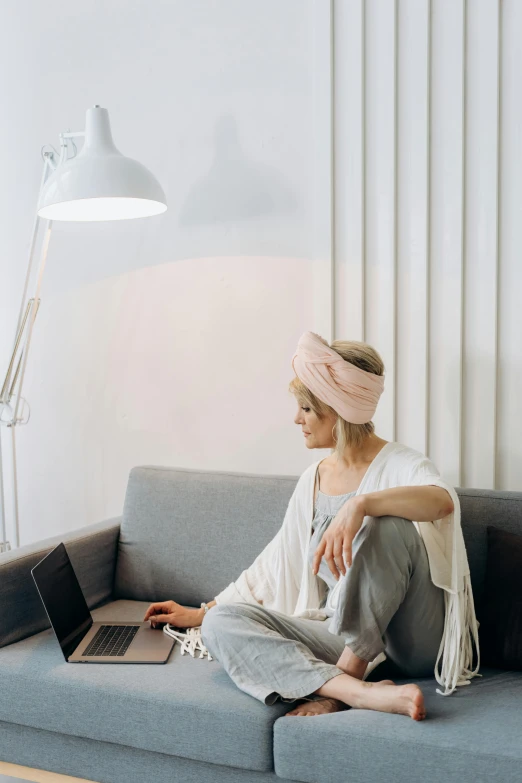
top-left (0, 721), bottom-right (281, 783)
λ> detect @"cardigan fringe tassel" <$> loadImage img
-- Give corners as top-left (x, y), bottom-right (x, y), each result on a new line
top-left (435, 574), bottom-right (482, 695)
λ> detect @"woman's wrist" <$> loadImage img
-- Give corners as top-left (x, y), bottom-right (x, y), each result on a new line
top-left (197, 599), bottom-right (216, 625)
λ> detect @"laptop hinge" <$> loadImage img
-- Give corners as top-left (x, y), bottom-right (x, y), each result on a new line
top-left (63, 617), bottom-right (93, 660)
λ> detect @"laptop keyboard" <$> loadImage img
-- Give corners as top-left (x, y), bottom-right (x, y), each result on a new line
top-left (82, 624), bottom-right (139, 657)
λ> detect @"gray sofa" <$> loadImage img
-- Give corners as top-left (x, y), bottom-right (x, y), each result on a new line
top-left (1, 464), bottom-right (521, 783)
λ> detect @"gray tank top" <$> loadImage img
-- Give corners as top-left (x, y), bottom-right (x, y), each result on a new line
top-left (308, 475), bottom-right (357, 610)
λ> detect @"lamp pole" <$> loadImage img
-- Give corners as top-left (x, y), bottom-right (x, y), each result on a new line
top-left (0, 154), bottom-right (54, 552)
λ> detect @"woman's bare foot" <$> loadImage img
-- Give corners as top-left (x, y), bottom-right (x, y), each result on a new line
top-left (355, 680), bottom-right (426, 721)
top-left (284, 696), bottom-right (345, 717)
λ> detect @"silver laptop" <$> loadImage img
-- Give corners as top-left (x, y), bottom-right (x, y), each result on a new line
top-left (31, 542), bottom-right (175, 664)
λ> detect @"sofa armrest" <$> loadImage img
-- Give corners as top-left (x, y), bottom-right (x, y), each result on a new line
top-left (0, 516), bottom-right (121, 649)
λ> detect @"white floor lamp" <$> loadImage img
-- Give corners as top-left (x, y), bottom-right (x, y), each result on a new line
top-left (0, 105), bottom-right (167, 552)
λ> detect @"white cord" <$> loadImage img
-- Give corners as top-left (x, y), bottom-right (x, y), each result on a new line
top-left (163, 624), bottom-right (213, 661)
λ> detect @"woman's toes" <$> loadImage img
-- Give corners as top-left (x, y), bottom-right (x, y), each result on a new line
top-left (401, 684), bottom-right (426, 720)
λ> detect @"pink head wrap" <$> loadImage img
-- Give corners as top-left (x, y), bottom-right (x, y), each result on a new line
top-left (291, 331), bottom-right (385, 424)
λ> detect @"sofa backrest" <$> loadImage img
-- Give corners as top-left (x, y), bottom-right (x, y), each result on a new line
top-left (454, 487), bottom-right (522, 615)
top-left (113, 465), bottom-right (522, 618)
top-left (113, 465), bottom-right (296, 608)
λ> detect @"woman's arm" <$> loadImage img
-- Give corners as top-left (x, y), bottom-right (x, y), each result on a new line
top-left (360, 485), bottom-right (454, 521)
top-left (144, 599), bottom-right (217, 628)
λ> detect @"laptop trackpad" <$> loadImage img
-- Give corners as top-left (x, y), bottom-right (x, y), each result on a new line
top-left (124, 624), bottom-right (174, 662)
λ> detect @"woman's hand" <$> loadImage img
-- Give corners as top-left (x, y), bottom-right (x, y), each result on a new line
top-left (143, 600), bottom-right (202, 628)
top-left (312, 496), bottom-right (366, 580)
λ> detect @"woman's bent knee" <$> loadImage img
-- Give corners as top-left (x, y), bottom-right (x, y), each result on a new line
top-left (360, 515), bottom-right (414, 547)
top-left (201, 604), bottom-right (225, 652)
top-left (365, 514), bottom-right (411, 528)
top-left (200, 602), bottom-right (258, 645)
top-left (200, 603), bottom-right (226, 644)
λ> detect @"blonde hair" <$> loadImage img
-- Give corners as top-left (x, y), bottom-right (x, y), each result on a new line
top-left (288, 336), bottom-right (385, 460)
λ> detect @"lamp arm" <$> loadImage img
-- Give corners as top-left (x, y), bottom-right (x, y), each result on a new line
top-left (8, 131), bottom-right (87, 394)
top-left (0, 153), bottom-right (54, 551)
top-left (1, 155), bottom-right (53, 407)
top-left (60, 130), bottom-right (85, 139)
top-left (10, 223), bottom-right (52, 428)
top-left (57, 130), bottom-right (85, 166)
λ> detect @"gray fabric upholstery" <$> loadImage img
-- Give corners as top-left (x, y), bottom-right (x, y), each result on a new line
top-left (0, 721), bottom-right (280, 783)
top-left (113, 465), bottom-right (522, 617)
top-left (457, 488), bottom-right (522, 615)
top-left (274, 667), bottom-right (522, 783)
top-left (0, 516), bottom-right (121, 649)
top-left (0, 599), bottom-right (288, 773)
top-left (2, 463), bottom-right (522, 783)
top-left (114, 465), bottom-right (298, 605)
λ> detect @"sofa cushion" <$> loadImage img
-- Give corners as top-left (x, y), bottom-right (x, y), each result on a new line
top-left (0, 720), bottom-right (282, 783)
top-left (0, 599), bottom-right (289, 773)
top-left (274, 667), bottom-right (522, 783)
top-left (479, 526), bottom-right (522, 669)
top-left (113, 465), bottom-right (297, 606)
top-left (457, 488), bottom-right (522, 615)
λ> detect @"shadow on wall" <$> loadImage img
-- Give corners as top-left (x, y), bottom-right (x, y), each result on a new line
top-left (179, 114), bottom-right (298, 225)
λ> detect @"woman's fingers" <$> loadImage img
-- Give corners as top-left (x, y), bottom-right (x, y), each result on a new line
top-left (149, 613), bottom-right (171, 624)
top-left (333, 537), bottom-right (345, 577)
top-left (324, 532), bottom-right (352, 579)
top-left (313, 531), bottom-right (353, 578)
top-left (326, 539), bottom-right (340, 580)
top-left (143, 601), bottom-right (171, 621)
top-left (343, 535), bottom-right (352, 569)
top-left (312, 539), bottom-right (326, 575)
top-left (335, 534), bottom-right (353, 573)
top-left (313, 537), bottom-right (343, 578)
top-left (321, 536), bottom-right (339, 580)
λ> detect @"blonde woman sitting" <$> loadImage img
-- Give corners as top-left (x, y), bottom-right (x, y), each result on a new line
top-left (144, 332), bottom-right (480, 721)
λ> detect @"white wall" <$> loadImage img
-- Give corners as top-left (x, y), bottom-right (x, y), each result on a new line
top-left (332, 0), bottom-right (522, 491)
top-left (0, 0), bottom-right (521, 548)
top-left (0, 0), bottom-right (332, 546)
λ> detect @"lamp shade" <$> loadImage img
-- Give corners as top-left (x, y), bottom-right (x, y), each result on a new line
top-left (37, 106), bottom-right (167, 221)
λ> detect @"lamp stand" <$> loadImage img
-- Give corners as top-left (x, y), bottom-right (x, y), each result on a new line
top-left (0, 155), bottom-right (54, 551)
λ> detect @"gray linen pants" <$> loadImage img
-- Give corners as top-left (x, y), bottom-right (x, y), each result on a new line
top-left (201, 515), bottom-right (445, 705)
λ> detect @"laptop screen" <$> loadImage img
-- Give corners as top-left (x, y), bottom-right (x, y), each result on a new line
top-left (31, 542), bottom-right (92, 660)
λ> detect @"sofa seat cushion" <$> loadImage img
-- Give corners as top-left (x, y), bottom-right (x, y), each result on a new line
top-left (274, 667), bottom-right (522, 783)
top-left (0, 599), bottom-right (289, 773)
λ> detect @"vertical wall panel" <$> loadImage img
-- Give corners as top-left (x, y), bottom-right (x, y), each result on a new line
top-left (396, 0), bottom-right (431, 455)
top-left (333, 0), bottom-right (365, 344)
top-left (364, 0), bottom-right (397, 440)
top-left (497, 0), bottom-right (522, 489)
top-left (333, 0), bottom-right (521, 488)
top-left (427, 0), bottom-right (465, 484)
top-left (312, 0), bottom-right (334, 342)
top-left (463, 0), bottom-right (500, 488)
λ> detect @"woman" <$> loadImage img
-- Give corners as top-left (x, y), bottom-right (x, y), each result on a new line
top-left (144, 332), bottom-right (481, 721)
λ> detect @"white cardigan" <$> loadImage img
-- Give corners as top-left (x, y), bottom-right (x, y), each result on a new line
top-left (214, 441), bottom-right (482, 696)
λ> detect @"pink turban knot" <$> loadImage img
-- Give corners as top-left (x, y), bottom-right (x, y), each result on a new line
top-left (291, 331), bottom-right (385, 424)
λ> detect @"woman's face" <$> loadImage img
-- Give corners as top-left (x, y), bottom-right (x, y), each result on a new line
top-left (294, 402), bottom-right (336, 449)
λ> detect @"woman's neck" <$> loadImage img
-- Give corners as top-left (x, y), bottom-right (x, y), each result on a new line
top-left (331, 435), bottom-right (388, 472)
